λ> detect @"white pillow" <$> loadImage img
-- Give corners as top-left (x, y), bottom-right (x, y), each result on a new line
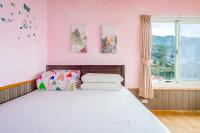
top-left (80, 83), bottom-right (123, 90)
top-left (81, 73), bottom-right (124, 83)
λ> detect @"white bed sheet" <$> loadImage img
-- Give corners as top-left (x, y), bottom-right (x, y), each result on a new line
top-left (0, 88), bottom-right (170, 133)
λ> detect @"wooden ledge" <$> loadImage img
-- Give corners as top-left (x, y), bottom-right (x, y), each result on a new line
top-left (0, 79), bottom-right (36, 91)
top-left (151, 110), bottom-right (200, 113)
top-left (153, 87), bottom-right (200, 91)
top-left (153, 82), bottom-right (200, 90)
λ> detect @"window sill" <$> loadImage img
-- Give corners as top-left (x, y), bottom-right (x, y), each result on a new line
top-left (153, 82), bottom-right (200, 90)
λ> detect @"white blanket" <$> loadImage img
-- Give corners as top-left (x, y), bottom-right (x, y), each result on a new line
top-left (0, 88), bottom-right (170, 133)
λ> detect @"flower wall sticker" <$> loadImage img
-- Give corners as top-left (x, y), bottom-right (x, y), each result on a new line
top-left (0, 0), bottom-right (38, 40)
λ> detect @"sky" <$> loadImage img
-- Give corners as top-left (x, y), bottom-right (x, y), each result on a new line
top-left (152, 23), bottom-right (200, 37)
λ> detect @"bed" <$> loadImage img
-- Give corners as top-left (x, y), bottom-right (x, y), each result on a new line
top-left (0, 65), bottom-right (170, 133)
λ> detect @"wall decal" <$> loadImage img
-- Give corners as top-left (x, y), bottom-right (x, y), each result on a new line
top-left (1, 17), bottom-right (13, 23)
top-left (11, 2), bottom-right (15, 8)
top-left (0, 1), bottom-right (38, 40)
top-left (0, 1), bottom-right (13, 23)
top-left (0, 3), bottom-right (3, 8)
top-left (22, 19), bottom-right (28, 29)
top-left (23, 3), bottom-right (30, 13)
top-left (101, 25), bottom-right (117, 53)
top-left (71, 25), bottom-right (87, 53)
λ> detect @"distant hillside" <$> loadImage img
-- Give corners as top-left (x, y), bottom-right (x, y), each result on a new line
top-left (152, 35), bottom-right (174, 46)
top-left (152, 35), bottom-right (200, 46)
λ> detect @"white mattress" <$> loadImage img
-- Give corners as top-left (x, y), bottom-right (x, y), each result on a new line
top-left (0, 88), bottom-right (170, 133)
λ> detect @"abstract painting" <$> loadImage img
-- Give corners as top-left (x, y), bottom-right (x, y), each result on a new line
top-left (71, 25), bottom-right (87, 53)
top-left (101, 25), bottom-right (117, 53)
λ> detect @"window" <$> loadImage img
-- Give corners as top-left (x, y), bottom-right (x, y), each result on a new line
top-left (180, 24), bottom-right (200, 80)
top-left (151, 17), bottom-right (200, 83)
top-left (151, 23), bottom-right (175, 82)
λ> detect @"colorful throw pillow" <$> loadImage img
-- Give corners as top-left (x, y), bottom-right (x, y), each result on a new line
top-left (37, 70), bottom-right (80, 91)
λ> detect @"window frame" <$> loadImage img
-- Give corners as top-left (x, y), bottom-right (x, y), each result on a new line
top-left (151, 17), bottom-right (200, 84)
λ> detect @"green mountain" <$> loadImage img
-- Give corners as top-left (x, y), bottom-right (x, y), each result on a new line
top-left (152, 35), bottom-right (200, 46)
top-left (152, 35), bottom-right (174, 46)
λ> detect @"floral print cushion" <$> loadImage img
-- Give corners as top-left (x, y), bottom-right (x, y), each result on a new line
top-left (37, 70), bottom-right (80, 91)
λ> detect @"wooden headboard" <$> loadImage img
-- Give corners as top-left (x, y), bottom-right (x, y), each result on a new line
top-left (46, 65), bottom-right (125, 86)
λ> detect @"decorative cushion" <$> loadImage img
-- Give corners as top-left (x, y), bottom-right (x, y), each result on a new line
top-left (37, 70), bottom-right (80, 91)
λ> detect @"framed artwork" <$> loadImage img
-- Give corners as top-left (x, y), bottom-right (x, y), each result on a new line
top-left (101, 25), bottom-right (117, 53)
top-left (71, 25), bottom-right (87, 53)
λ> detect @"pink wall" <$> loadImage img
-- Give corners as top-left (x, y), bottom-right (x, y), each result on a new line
top-left (47, 0), bottom-right (200, 88)
top-left (0, 0), bottom-right (47, 86)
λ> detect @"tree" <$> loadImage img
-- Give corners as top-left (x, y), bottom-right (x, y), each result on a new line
top-left (151, 44), bottom-right (175, 80)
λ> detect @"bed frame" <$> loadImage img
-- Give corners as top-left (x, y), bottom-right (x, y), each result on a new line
top-left (46, 65), bottom-right (125, 86)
